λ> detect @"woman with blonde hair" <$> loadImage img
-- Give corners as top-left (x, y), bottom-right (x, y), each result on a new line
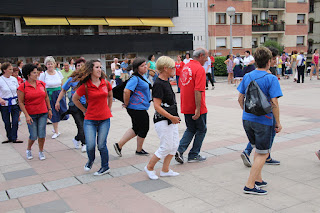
top-left (39, 56), bottom-right (68, 139)
top-left (73, 60), bottom-right (113, 176)
top-left (144, 56), bottom-right (180, 180)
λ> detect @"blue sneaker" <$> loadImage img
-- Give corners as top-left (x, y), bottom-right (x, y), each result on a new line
top-left (265, 158), bottom-right (280, 165)
top-left (188, 155), bottom-right (206, 163)
top-left (240, 151), bottom-right (252, 167)
top-left (243, 186), bottom-right (268, 195)
top-left (255, 180), bottom-right (268, 188)
top-left (94, 167), bottom-right (110, 176)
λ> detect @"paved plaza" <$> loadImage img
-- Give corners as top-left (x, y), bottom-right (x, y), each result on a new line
top-left (1, 77), bottom-right (320, 213)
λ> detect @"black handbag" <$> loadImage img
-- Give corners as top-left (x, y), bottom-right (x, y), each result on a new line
top-left (244, 74), bottom-right (272, 116)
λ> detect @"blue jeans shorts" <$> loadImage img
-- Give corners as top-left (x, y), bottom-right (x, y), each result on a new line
top-left (243, 120), bottom-right (272, 154)
top-left (27, 113), bottom-right (48, 140)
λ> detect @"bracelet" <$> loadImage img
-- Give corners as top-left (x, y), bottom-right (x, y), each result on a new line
top-left (48, 108), bottom-right (52, 111)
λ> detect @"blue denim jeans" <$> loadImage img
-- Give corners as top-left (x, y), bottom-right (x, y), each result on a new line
top-left (176, 75), bottom-right (180, 93)
top-left (0, 105), bottom-right (20, 141)
top-left (211, 67), bottom-right (215, 82)
top-left (84, 119), bottom-right (110, 169)
top-left (28, 113), bottom-right (48, 140)
top-left (244, 116), bottom-right (276, 157)
top-left (178, 113), bottom-right (207, 159)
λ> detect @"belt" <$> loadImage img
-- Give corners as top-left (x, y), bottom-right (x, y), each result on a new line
top-left (2, 96), bottom-right (18, 112)
top-left (47, 87), bottom-right (61, 100)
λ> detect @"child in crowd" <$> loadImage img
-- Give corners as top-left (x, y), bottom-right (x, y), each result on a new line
top-left (110, 74), bottom-right (116, 102)
top-left (114, 63), bottom-right (123, 86)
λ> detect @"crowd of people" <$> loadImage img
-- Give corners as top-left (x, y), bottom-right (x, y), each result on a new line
top-left (0, 45), bottom-right (316, 195)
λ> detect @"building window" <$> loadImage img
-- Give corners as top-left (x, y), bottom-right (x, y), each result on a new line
top-left (252, 15), bottom-right (258, 25)
top-left (269, 38), bottom-right (278, 42)
top-left (232, 14), bottom-right (242, 24)
top-left (310, 0), bottom-right (314, 12)
top-left (0, 18), bottom-right (14, 33)
top-left (216, 38), bottom-right (226, 48)
top-left (309, 21), bottom-right (314, 33)
top-left (297, 0), bottom-right (305, 2)
top-left (297, 14), bottom-right (305, 24)
top-left (297, 36), bottom-right (304, 45)
top-left (232, 37), bottom-right (242, 48)
top-left (216, 13), bottom-right (226, 24)
top-left (252, 38), bottom-right (258, 48)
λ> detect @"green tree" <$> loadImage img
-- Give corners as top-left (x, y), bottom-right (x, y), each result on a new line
top-left (263, 40), bottom-right (285, 54)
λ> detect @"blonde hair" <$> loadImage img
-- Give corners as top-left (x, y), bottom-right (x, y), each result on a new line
top-left (156, 56), bottom-right (175, 73)
top-left (44, 56), bottom-right (56, 65)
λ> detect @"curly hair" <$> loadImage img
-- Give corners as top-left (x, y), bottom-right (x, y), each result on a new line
top-left (72, 60), bottom-right (106, 89)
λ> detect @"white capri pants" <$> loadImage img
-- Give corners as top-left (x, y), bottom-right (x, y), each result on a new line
top-left (154, 120), bottom-right (179, 159)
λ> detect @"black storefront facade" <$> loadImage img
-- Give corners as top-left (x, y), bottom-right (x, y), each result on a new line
top-left (0, 0), bottom-right (193, 70)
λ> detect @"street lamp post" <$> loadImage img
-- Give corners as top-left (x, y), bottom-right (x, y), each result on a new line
top-left (226, 7), bottom-right (236, 55)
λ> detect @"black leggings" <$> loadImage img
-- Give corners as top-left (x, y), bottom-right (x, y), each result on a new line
top-left (206, 73), bottom-right (214, 87)
top-left (297, 65), bottom-right (305, 83)
top-left (126, 108), bottom-right (149, 138)
top-left (69, 105), bottom-right (85, 145)
top-left (282, 64), bottom-right (286, 77)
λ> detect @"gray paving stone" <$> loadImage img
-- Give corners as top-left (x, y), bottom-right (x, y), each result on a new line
top-left (299, 130), bottom-right (319, 136)
top-left (130, 179), bottom-right (172, 193)
top-left (43, 177), bottom-right (81, 191)
top-left (204, 147), bottom-right (235, 156)
top-left (3, 168), bottom-right (37, 181)
top-left (304, 119), bottom-right (320, 123)
top-left (132, 162), bottom-right (162, 171)
top-left (281, 133), bottom-right (305, 140)
top-left (226, 143), bottom-right (247, 151)
top-left (0, 190), bottom-right (9, 201)
top-left (76, 173), bottom-right (112, 184)
top-left (274, 137), bottom-right (291, 143)
top-left (7, 184), bottom-right (47, 199)
top-left (109, 166), bottom-right (140, 177)
top-left (25, 199), bottom-right (71, 213)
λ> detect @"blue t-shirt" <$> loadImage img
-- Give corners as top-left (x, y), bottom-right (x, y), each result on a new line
top-left (121, 62), bottom-right (129, 74)
top-left (125, 75), bottom-right (151, 110)
top-left (62, 77), bottom-right (86, 105)
top-left (237, 70), bottom-right (283, 126)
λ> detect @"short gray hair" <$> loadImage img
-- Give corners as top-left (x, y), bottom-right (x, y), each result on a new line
top-left (44, 56), bottom-right (56, 65)
top-left (193, 48), bottom-right (207, 58)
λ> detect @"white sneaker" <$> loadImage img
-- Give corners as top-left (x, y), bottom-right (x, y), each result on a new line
top-left (72, 138), bottom-right (80, 149)
top-left (52, 132), bottom-right (61, 139)
top-left (39, 152), bottom-right (46, 160)
top-left (144, 166), bottom-right (159, 180)
top-left (160, 169), bottom-right (179, 177)
top-left (26, 150), bottom-right (33, 160)
top-left (81, 145), bottom-right (87, 153)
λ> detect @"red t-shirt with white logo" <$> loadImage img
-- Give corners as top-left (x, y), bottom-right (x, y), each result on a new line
top-left (76, 79), bottom-right (112, 120)
top-left (179, 60), bottom-right (207, 115)
top-left (17, 80), bottom-right (48, 115)
top-left (175, 61), bottom-right (185, 76)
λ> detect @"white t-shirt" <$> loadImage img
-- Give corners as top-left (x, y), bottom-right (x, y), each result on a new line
top-left (39, 71), bottom-right (63, 88)
top-left (114, 69), bottom-right (123, 76)
top-left (202, 57), bottom-right (211, 73)
top-left (243, 55), bottom-right (254, 66)
top-left (234, 57), bottom-right (243, 65)
top-left (183, 58), bottom-right (193, 64)
top-left (110, 79), bottom-right (117, 88)
top-left (70, 65), bottom-right (75, 71)
top-left (0, 76), bottom-right (19, 106)
top-left (297, 54), bottom-right (306, 67)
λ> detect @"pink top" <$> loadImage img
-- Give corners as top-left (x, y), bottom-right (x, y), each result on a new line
top-left (314, 54), bottom-right (319, 65)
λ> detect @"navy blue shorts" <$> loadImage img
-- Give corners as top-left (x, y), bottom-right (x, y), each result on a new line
top-left (243, 120), bottom-right (272, 154)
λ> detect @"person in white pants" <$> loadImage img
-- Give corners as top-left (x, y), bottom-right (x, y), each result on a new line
top-left (144, 56), bottom-right (181, 180)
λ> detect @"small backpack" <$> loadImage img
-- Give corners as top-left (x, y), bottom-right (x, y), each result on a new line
top-left (244, 74), bottom-right (272, 116)
top-left (112, 73), bottom-right (152, 103)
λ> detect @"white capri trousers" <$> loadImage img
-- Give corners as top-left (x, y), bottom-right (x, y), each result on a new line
top-left (154, 120), bottom-right (180, 159)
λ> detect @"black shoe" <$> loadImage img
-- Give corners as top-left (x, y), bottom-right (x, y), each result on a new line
top-left (113, 143), bottom-right (122, 157)
top-left (12, 140), bottom-right (23, 143)
top-left (94, 167), bottom-right (110, 176)
top-left (60, 110), bottom-right (70, 121)
top-left (2, 140), bottom-right (12, 144)
top-left (135, 149), bottom-right (149, 156)
top-left (46, 120), bottom-right (52, 125)
top-left (175, 151), bottom-right (184, 164)
top-left (255, 180), bottom-right (268, 188)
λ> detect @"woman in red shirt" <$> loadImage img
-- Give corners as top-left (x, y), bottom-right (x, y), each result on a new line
top-left (175, 55), bottom-right (184, 93)
top-left (17, 64), bottom-right (52, 161)
top-left (73, 60), bottom-right (113, 176)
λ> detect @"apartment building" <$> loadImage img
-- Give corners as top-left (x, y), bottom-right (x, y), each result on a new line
top-left (207, 0), bottom-right (309, 56)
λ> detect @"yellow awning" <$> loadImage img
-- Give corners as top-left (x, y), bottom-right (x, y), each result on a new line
top-left (23, 17), bottom-right (69, 25)
top-left (140, 18), bottom-right (175, 27)
top-left (105, 18), bottom-right (143, 26)
top-left (67, 17), bottom-right (108, 25)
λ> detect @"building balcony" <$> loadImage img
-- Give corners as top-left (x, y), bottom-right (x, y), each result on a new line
top-left (252, 23), bottom-right (285, 33)
top-left (252, 0), bottom-right (285, 9)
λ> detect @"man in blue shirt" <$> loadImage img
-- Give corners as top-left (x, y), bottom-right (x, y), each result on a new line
top-left (121, 58), bottom-right (129, 81)
top-left (237, 47), bottom-right (283, 195)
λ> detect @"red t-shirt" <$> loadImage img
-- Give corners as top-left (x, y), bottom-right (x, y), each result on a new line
top-left (175, 61), bottom-right (185, 76)
top-left (16, 77), bottom-right (23, 85)
top-left (210, 56), bottom-right (215, 67)
top-left (76, 79), bottom-right (112, 120)
top-left (17, 80), bottom-right (48, 115)
top-left (179, 60), bottom-right (207, 115)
